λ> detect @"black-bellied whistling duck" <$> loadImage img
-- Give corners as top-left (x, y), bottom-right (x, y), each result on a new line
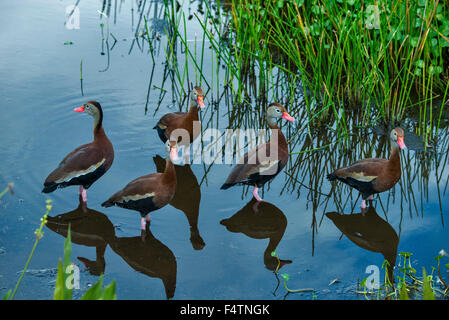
top-left (153, 155), bottom-right (205, 250)
top-left (327, 128), bottom-right (407, 209)
top-left (154, 86), bottom-right (206, 145)
top-left (101, 140), bottom-right (179, 230)
top-left (220, 103), bottom-right (295, 203)
top-left (42, 101), bottom-right (114, 203)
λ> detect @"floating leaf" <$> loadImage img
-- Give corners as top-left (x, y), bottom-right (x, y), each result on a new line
top-left (280, 273), bottom-right (290, 281)
top-left (360, 278), bottom-right (367, 288)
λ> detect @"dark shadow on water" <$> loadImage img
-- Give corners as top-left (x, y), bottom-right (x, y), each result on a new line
top-left (220, 198), bottom-right (292, 271)
top-left (325, 200), bottom-right (399, 281)
top-left (46, 195), bottom-right (115, 276)
top-left (153, 154), bottom-right (205, 250)
top-left (108, 226), bottom-right (177, 300)
top-left (46, 195), bottom-right (177, 299)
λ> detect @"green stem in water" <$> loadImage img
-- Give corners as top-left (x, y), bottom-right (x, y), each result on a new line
top-left (282, 278), bottom-right (314, 294)
top-left (0, 183), bottom-right (14, 198)
top-left (9, 200), bottom-right (52, 300)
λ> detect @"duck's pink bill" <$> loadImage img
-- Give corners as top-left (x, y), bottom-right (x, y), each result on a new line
top-left (74, 106), bottom-right (85, 112)
top-left (282, 112), bottom-right (295, 122)
top-left (397, 137), bottom-right (407, 149)
top-left (197, 96), bottom-right (206, 109)
top-left (170, 148), bottom-right (179, 162)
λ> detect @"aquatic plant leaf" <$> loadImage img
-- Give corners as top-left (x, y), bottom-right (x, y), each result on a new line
top-left (53, 259), bottom-right (65, 300)
top-left (271, 250), bottom-right (277, 257)
top-left (63, 225), bottom-right (73, 300)
top-left (280, 273), bottom-right (290, 281)
top-left (422, 268), bottom-right (435, 300)
top-left (81, 274), bottom-right (104, 300)
top-left (360, 277), bottom-right (367, 288)
top-left (414, 60), bottom-right (424, 69)
top-left (2, 289), bottom-right (11, 300)
top-left (410, 37), bottom-right (419, 48)
top-left (102, 280), bottom-right (117, 300)
top-left (399, 283), bottom-right (409, 300)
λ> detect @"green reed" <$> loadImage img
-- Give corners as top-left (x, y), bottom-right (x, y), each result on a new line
top-left (0, 183), bottom-right (14, 199)
top-left (357, 252), bottom-right (448, 300)
top-left (4, 200), bottom-right (53, 300)
top-left (161, 0), bottom-right (448, 144)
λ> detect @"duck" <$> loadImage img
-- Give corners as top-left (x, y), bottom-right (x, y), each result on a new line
top-left (327, 127), bottom-right (407, 208)
top-left (153, 155), bottom-right (205, 250)
top-left (101, 140), bottom-right (178, 230)
top-left (220, 103), bottom-right (295, 203)
top-left (42, 101), bottom-right (114, 203)
top-left (153, 86), bottom-right (206, 145)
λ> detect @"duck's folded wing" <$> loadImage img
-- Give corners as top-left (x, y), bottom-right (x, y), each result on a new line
top-left (224, 143), bottom-right (283, 184)
top-left (156, 112), bottom-right (187, 129)
top-left (104, 173), bottom-right (162, 205)
top-left (45, 143), bottom-right (106, 185)
top-left (334, 160), bottom-right (387, 182)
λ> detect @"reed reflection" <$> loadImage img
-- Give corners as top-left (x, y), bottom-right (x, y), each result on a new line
top-left (154, 155), bottom-right (205, 250)
top-left (326, 200), bottom-right (399, 280)
top-left (220, 198), bottom-right (291, 271)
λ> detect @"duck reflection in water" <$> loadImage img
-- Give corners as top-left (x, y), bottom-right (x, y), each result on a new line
top-left (46, 195), bottom-right (177, 299)
top-left (108, 226), bottom-right (177, 300)
top-left (153, 155), bottom-right (205, 250)
top-left (326, 200), bottom-right (399, 281)
top-left (46, 195), bottom-right (115, 275)
top-left (220, 198), bottom-right (292, 271)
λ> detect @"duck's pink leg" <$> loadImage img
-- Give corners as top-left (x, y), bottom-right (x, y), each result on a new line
top-left (141, 217), bottom-right (146, 230)
top-left (79, 186), bottom-right (87, 203)
top-left (252, 187), bottom-right (263, 202)
top-left (368, 195), bottom-right (374, 200)
top-left (361, 199), bottom-right (367, 209)
top-left (141, 214), bottom-right (151, 230)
